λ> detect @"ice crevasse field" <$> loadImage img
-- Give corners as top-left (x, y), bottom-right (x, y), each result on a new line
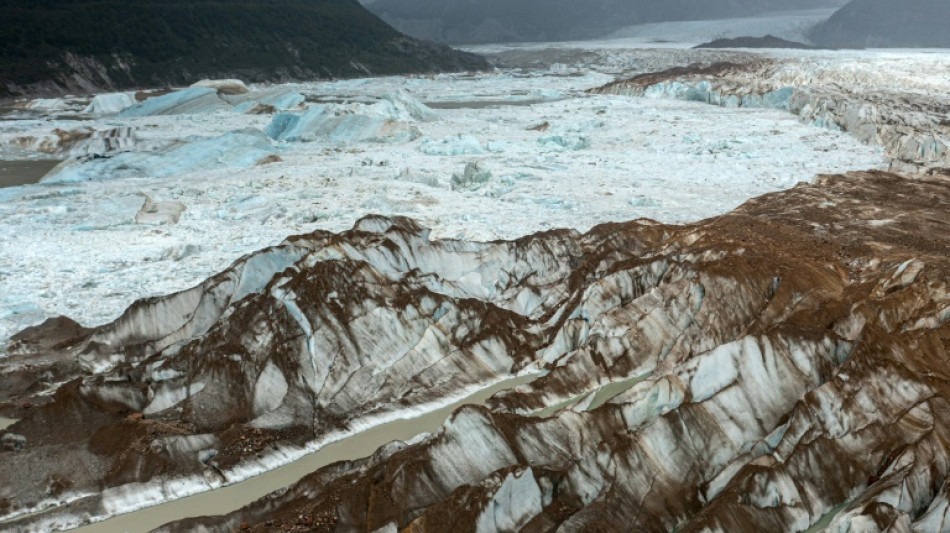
top-left (0, 52), bottom-right (888, 344)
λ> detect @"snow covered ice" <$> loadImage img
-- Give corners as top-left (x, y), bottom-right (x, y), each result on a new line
top-left (0, 56), bottom-right (889, 343)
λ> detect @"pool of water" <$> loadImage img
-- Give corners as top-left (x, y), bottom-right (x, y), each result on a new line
top-left (0, 160), bottom-right (62, 188)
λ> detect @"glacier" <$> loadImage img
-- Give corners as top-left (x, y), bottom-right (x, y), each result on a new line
top-left (0, 60), bottom-right (890, 342)
top-left (1, 34), bottom-right (949, 533)
top-left (42, 129), bottom-right (277, 183)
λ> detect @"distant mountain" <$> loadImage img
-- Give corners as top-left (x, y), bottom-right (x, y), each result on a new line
top-left (812, 0), bottom-right (950, 48)
top-left (363, 0), bottom-right (847, 44)
top-left (695, 35), bottom-right (817, 49)
top-left (0, 0), bottom-right (488, 99)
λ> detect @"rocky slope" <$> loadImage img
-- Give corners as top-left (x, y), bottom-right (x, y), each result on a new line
top-left (364, 0), bottom-right (845, 44)
top-left (592, 59), bottom-right (950, 173)
top-left (812, 0), bottom-right (950, 49)
top-left (0, 0), bottom-right (488, 99)
top-left (695, 35), bottom-right (817, 49)
top-left (2, 169), bottom-right (950, 532)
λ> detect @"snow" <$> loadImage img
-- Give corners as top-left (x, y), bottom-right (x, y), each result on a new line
top-left (0, 55), bottom-right (890, 344)
top-left (232, 90), bottom-right (305, 114)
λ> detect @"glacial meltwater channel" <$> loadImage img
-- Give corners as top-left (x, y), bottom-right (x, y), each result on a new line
top-left (69, 374), bottom-right (538, 533)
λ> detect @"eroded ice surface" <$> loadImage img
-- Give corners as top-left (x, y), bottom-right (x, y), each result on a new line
top-left (0, 69), bottom-right (884, 343)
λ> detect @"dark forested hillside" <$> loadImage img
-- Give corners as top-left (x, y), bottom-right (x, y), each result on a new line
top-left (364, 0), bottom-right (846, 44)
top-left (811, 0), bottom-right (950, 48)
top-left (0, 0), bottom-right (488, 98)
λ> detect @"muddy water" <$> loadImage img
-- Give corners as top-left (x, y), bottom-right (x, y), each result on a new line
top-left (585, 373), bottom-right (653, 411)
top-left (72, 374), bottom-right (538, 533)
top-left (0, 418), bottom-right (17, 431)
top-left (0, 160), bottom-right (61, 188)
top-left (802, 501), bottom-right (852, 533)
top-left (529, 373), bottom-right (652, 418)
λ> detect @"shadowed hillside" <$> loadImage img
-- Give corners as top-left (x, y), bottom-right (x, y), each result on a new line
top-left (0, 0), bottom-right (489, 98)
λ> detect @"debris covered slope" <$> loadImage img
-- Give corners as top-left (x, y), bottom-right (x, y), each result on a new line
top-left (0, 0), bottom-right (488, 99)
top-left (3, 170), bottom-right (950, 532)
top-left (165, 170), bottom-right (950, 533)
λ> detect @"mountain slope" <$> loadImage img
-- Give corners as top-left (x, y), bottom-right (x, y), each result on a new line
top-left (812, 0), bottom-right (950, 48)
top-left (364, 0), bottom-right (846, 44)
top-left (0, 0), bottom-right (488, 99)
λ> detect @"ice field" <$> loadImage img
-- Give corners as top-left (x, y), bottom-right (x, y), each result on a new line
top-left (0, 60), bottom-right (887, 343)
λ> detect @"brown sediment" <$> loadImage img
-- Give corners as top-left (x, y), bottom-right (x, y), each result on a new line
top-left (157, 171), bottom-right (950, 532)
top-left (3, 171), bottom-right (950, 532)
top-left (594, 60), bottom-right (770, 93)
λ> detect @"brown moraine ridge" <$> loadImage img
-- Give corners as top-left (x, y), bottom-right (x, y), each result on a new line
top-left (2, 171), bottom-right (950, 532)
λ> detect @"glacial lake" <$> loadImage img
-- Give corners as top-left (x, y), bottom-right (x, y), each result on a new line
top-left (0, 160), bottom-right (61, 188)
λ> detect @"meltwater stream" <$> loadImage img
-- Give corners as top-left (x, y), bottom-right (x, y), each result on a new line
top-left (67, 374), bottom-right (538, 533)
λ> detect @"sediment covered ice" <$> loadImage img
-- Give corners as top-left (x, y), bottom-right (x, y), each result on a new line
top-left (5, 172), bottom-right (950, 533)
top-left (1, 42), bottom-right (948, 532)
top-left (119, 87), bottom-right (230, 117)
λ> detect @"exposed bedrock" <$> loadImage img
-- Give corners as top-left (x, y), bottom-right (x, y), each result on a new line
top-left (4, 170), bottom-right (950, 532)
top-left (592, 60), bottom-right (950, 173)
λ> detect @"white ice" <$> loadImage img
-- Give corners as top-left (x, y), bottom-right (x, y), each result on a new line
top-left (0, 57), bottom-right (888, 344)
top-left (43, 129), bottom-right (276, 183)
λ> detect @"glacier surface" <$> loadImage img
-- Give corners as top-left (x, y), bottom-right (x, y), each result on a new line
top-left (0, 51), bottom-right (896, 344)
